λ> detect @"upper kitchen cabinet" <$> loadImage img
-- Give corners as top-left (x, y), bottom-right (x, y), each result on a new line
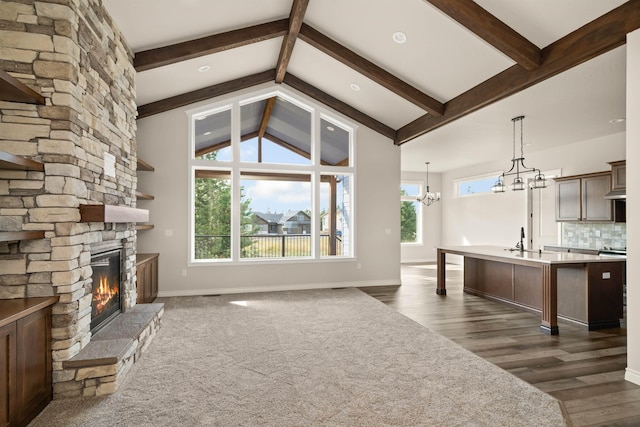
top-left (556, 178), bottom-right (581, 221)
top-left (609, 160), bottom-right (626, 191)
top-left (555, 172), bottom-right (612, 222)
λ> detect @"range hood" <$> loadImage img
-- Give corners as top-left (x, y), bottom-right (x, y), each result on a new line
top-left (604, 189), bottom-right (626, 200)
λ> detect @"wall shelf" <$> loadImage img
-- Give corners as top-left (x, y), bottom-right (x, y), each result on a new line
top-left (136, 224), bottom-right (154, 231)
top-left (0, 151), bottom-right (44, 171)
top-left (136, 158), bottom-right (155, 172)
top-left (0, 230), bottom-right (45, 243)
top-left (0, 69), bottom-right (45, 105)
top-left (136, 191), bottom-right (154, 200)
top-left (79, 205), bottom-right (149, 223)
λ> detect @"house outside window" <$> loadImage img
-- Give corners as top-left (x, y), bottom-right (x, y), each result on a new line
top-left (189, 89), bottom-right (355, 263)
top-left (401, 182), bottom-right (422, 244)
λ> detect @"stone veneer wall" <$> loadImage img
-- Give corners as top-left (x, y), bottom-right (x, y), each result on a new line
top-left (0, 0), bottom-right (139, 397)
top-left (561, 222), bottom-right (627, 249)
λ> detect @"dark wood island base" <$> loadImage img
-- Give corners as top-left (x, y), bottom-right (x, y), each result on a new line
top-left (437, 246), bottom-right (624, 335)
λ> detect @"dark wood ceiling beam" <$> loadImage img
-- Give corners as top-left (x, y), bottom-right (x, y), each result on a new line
top-left (134, 20), bottom-right (289, 72)
top-left (396, 0), bottom-right (640, 145)
top-left (425, 0), bottom-right (541, 70)
top-left (275, 0), bottom-right (309, 83)
top-left (298, 24), bottom-right (444, 116)
top-left (283, 73), bottom-right (396, 140)
top-left (137, 69), bottom-right (275, 119)
top-left (258, 97), bottom-right (277, 139)
top-left (194, 131), bottom-right (259, 158)
top-left (263, 131), bottom-right (314, 162)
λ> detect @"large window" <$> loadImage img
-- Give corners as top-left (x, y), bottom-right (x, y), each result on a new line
top-left (400, 182), bottom-right (421, 244)
top-left (189, 90), bottom-right (355, 263)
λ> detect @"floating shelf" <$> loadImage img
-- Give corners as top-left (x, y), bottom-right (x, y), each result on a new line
top-left (0, 69), bottom-right (45, 105)
top-left (136, 158), bottom-right (154, 172)
top-left (136, 191), bottom-right (154, 200)
top-left (0, 230), bottom-right (46, 243)
top-left (136, 224), bottom-right (154, 231)
top-left (0, 151), bottom-right (44, 171)
top-left (79, 205), bottom-right (149, 223)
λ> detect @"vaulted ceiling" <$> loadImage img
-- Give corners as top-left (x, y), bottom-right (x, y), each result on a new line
top-left (103, 0), bottom-right (639, 172)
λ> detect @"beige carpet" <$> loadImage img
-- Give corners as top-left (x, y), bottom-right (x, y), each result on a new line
top-left (30, 288), bottom-right (568, 426)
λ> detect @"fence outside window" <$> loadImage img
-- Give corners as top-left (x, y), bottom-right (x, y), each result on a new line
top-left (195, 234), bottom-right (343, 259)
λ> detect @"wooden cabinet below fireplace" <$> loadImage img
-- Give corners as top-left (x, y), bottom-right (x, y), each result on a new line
top-left (136, 253), bottom-right (159, 303)
top-left (0, 297), bottom-right (57, 427)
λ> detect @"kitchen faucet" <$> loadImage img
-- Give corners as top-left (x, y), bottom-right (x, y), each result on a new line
top-left (517, 227), bottom-right (525, 252)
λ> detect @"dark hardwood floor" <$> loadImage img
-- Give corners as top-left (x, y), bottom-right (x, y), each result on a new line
top-left (359, 263), bottom-right (640, 427)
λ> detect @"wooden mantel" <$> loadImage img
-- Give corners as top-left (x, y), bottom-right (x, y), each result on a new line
top-left (79, 205), bottom-right (149, 223)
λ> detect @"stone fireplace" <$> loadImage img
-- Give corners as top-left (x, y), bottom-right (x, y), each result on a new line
top-left (0, 0), bottom-right (162, 399)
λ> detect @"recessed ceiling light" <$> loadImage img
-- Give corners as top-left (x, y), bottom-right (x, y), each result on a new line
top-left (392, 31), bottom-right (407, 44)
top-left (203, 131), bottom-right (212, 136)
top-left (350, 83), bottom-right (360, 91)
top-left (198, 65), bottom-right (210, 72)
top-left (609, 118), bottom-right (625, 123)
top-left (326, 126), bottom-right (335, 132)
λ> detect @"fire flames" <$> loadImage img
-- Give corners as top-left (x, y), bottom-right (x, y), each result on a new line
top-left (93, 274), bottom-right (119, 314)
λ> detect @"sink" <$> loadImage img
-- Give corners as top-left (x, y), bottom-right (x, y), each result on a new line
top-left (504, 248), bottom-right (545, 254)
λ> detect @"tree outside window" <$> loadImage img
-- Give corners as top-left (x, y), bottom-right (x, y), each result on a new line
top-left (400, 183), bottom-right (421, 244)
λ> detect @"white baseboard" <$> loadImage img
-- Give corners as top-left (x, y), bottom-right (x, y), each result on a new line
top-left (401, 258), bottom-right (436, 264)
top-left (625, 367), bottom-right (640, 385)
top-left (157, 279), bottom-right (400, 297)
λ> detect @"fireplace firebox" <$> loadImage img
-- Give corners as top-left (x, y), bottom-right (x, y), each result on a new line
top-left (90, 246), bottom-right (123, 333)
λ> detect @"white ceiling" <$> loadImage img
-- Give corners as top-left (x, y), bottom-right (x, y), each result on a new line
top-left (103, 0), bottom-right (629, 173)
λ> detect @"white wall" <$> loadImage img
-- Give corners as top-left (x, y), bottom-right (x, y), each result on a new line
top-left (441, 132), bottom-right (625, 252)
top-left (135, 83), bottom-right (401, 295)
top-left (625, 29), bottom-right (640, 386)
top-left (400, 171), bottom-right (442, 263)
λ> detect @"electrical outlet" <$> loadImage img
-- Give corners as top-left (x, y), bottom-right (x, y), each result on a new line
top-left (182, 269), bottom-right (187, 277)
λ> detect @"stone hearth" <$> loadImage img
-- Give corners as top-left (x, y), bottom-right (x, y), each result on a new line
top-left (60, 303), bottom-right (163, 397)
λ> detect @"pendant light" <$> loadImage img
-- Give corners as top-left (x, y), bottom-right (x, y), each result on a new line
top-left (417, 162), bottom-right (441, 206)
top-left (491, 116), bottom-right (546, 193)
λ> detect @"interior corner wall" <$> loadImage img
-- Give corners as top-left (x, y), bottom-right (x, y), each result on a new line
top-left (625, 29), bottom-right (640, 386)
top-left (135, 83), bottom-right (401, 295)
top-left (400, 171), bottom-right (442, 263)
top-left (440, 132), bottom-right (625, 262)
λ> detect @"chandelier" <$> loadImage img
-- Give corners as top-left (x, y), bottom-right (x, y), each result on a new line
top-left (417, 162), bottom-right (441, 206)
top-left (491, 115), bottom-right (546, 193)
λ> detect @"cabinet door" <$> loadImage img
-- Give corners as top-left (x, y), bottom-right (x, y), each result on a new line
top-left (137, 261), bottom-right (148, 304)
top-left (15, 308), bottom-right (52, 427)
top-left (555, 179), bottom-right (581, 221)
top-left (149, 257), bottom-right (158, 301)
top-left (612, 164), bottom-right (626, 190)
top-left (0, 323), bottom-right (17, 427)
top-left (582, 175), bottom-right (612, 221)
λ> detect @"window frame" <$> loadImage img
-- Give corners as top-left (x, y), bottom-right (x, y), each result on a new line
top-left (400, 180), bottom-right (423, 245)
top-left (187, 87), bottom-right (357, 265)
top-left (453, 171), bottom-right (503, 198)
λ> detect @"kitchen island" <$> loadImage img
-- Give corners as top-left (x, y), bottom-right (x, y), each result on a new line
top-left (437, 246), bottom-right (625, 335)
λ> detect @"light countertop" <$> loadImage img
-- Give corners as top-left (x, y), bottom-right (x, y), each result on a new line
top-left (438, 245), bottom-right (624, 265)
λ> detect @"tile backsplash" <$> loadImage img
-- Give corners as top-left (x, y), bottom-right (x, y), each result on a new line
top-left (562, 223), bottom-right (627, 249)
